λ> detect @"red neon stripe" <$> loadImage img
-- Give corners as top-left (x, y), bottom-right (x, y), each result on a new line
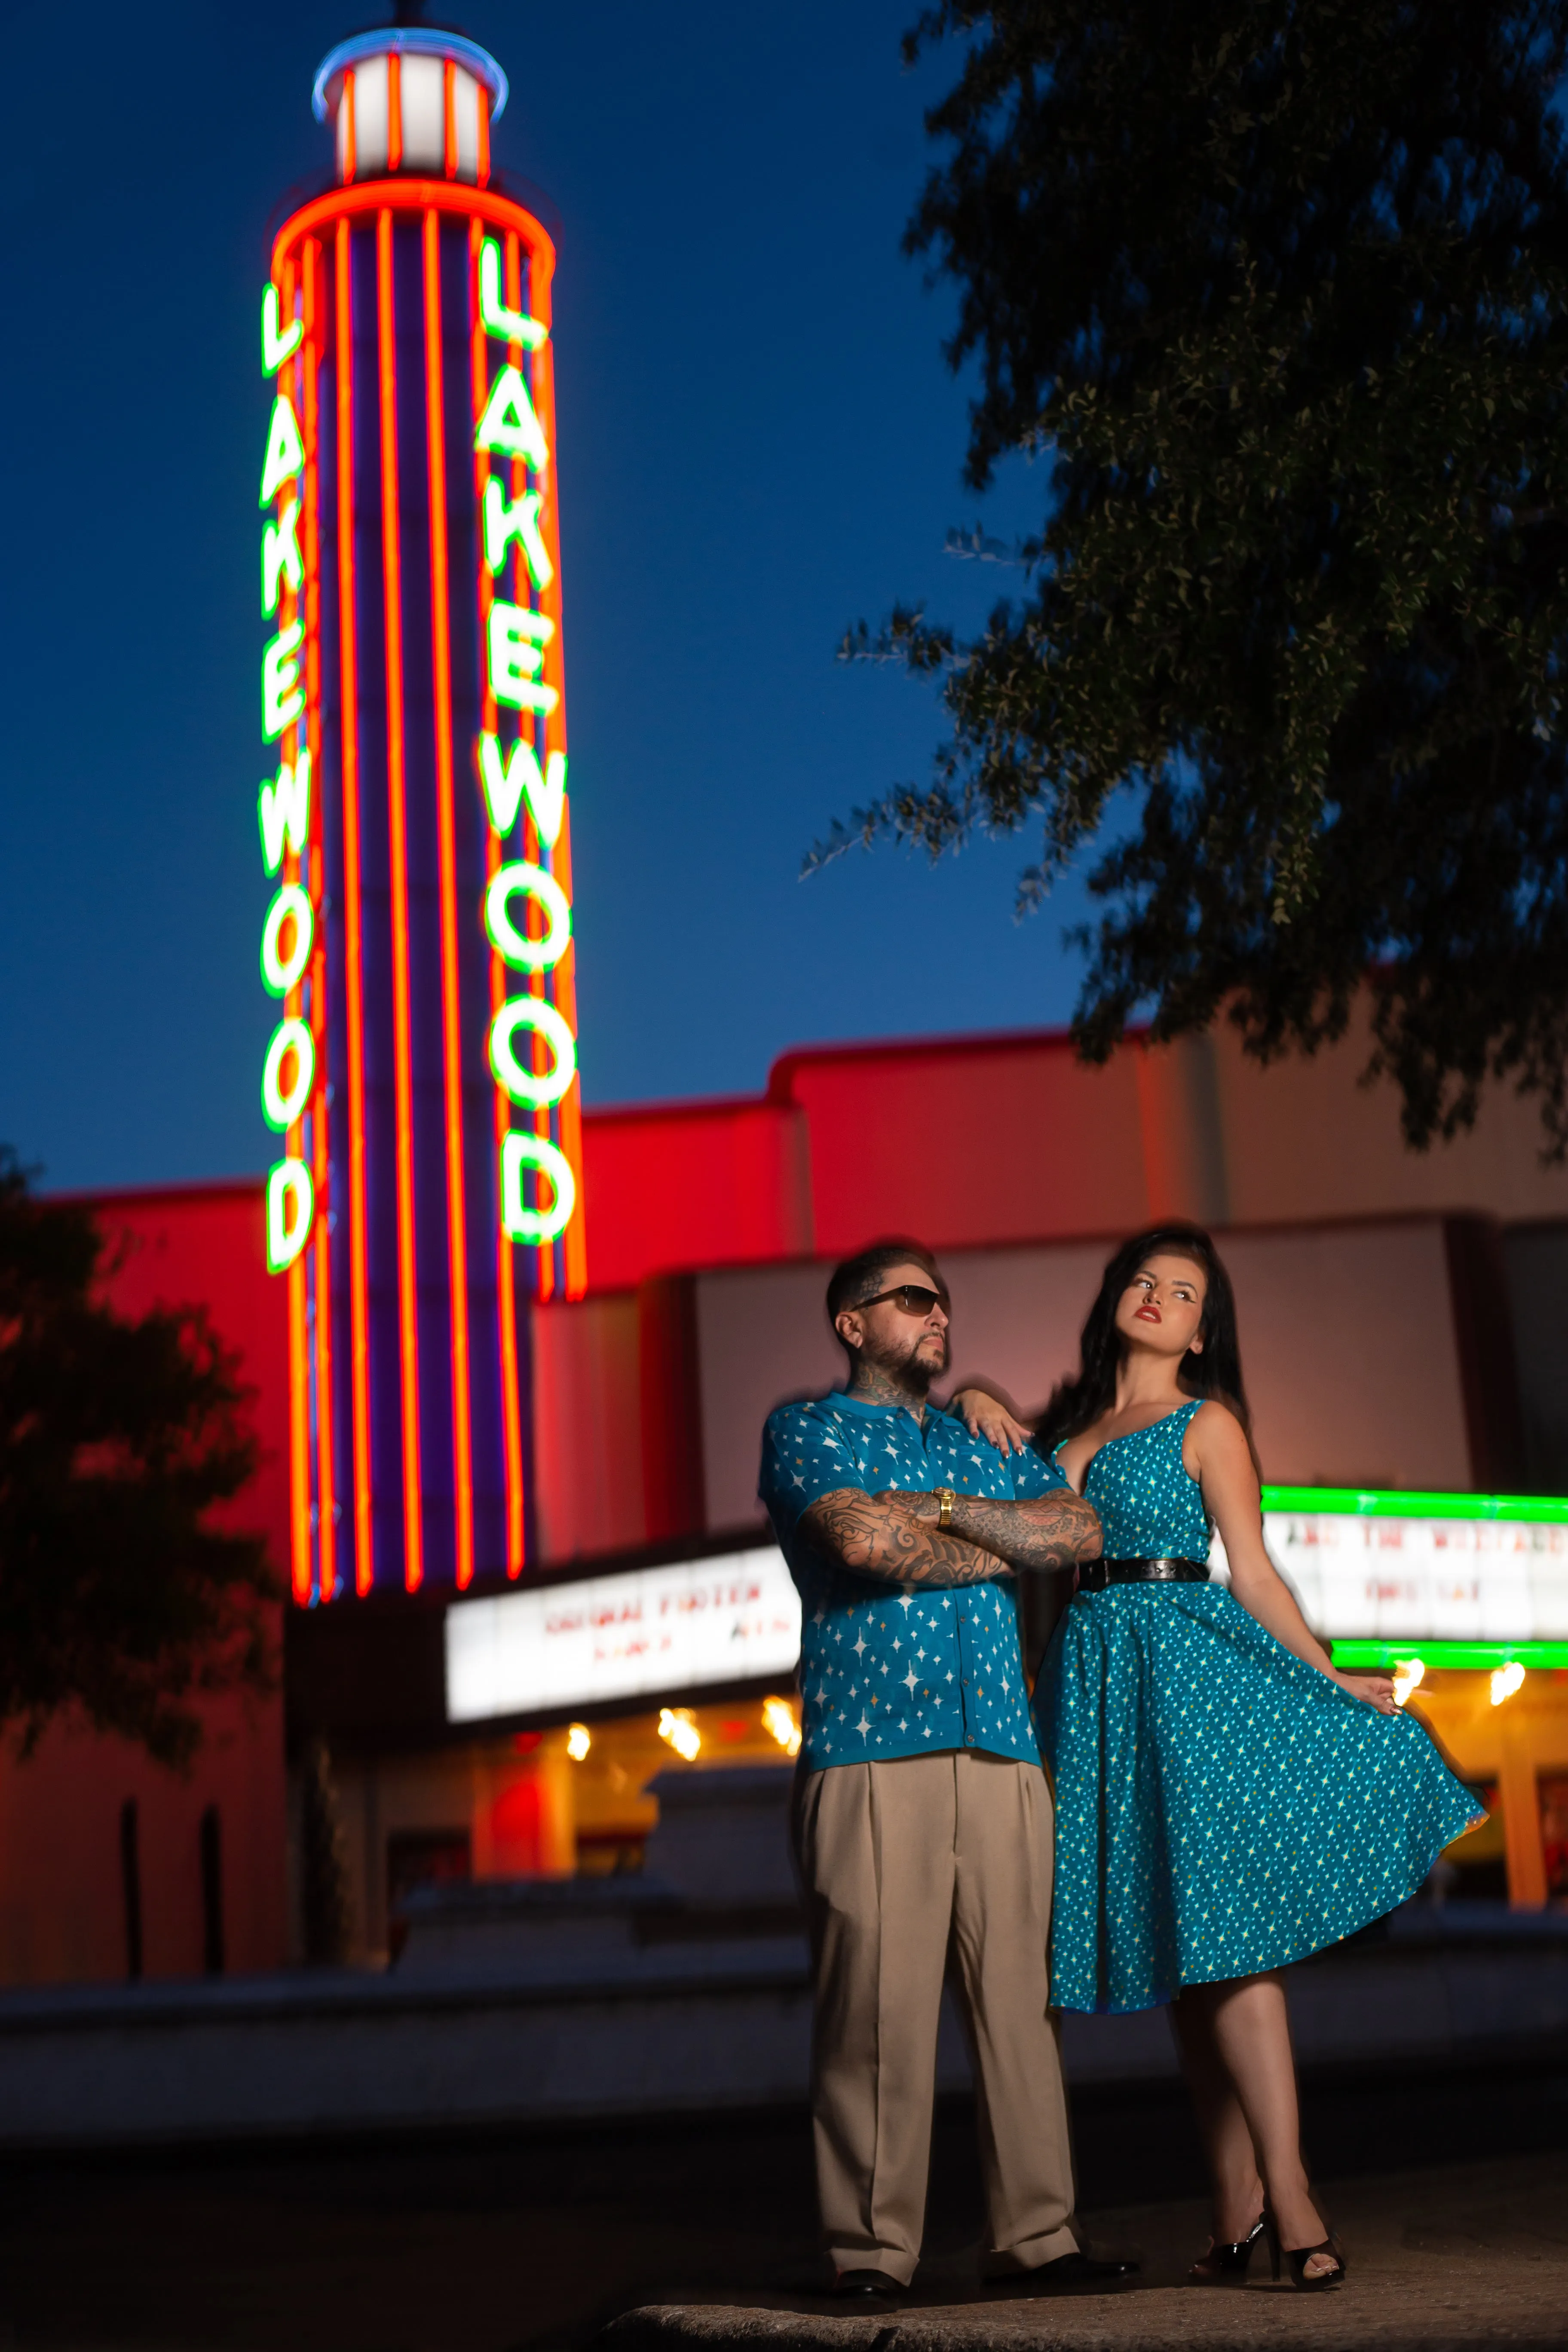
top-left (302, 234), bottom-right (337, 1599)
top-left (378, 208), bottom-right (425, 1594)
top-left (471, 216), bottom-right (526, 1574)
top-left (478, 91), bottom-right (490, 187)
top-left (443, 61), bottom-right (457, 181)
top-left (276, 181), bottom-right (557, 287)
top-left (336, 220), bottom-right (374, 1595)
top-left (343, 67), bottom-right (356, 183)
top-left (387, 52), bottom-right (402, 173)
top-left (424, 209), bottom-right (475, 1591)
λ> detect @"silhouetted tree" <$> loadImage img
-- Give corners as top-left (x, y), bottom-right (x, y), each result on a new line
top-left (823, 0), bottom-right (1568, 1152)
top-left (0, 1152), bottom-right (278, 1767)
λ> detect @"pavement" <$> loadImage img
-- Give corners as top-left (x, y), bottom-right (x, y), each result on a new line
top-left (601, 2155), bottom-right (1568, 2352)
top-left (0, 2076), bottom-right (1561, 2350)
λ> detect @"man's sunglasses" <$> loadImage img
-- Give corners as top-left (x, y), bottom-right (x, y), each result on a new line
top-left (855, 1283), bottom-right (949, 1318)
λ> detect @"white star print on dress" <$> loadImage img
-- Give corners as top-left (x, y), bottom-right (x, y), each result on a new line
top-left (759, 1388), bottom-right (1066, 1773)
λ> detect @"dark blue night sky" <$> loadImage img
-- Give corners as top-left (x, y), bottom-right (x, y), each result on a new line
top-left (0, 3), bottom-right (1099, 1192)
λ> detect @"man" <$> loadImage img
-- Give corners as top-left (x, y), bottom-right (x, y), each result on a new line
top-left (759, 1240), bottom-right (1130, 2303)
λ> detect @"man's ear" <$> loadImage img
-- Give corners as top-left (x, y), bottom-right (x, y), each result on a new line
top-left (835, 1310), bottom-right (862, 1354)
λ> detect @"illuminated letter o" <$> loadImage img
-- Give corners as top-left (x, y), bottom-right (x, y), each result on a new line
top-left (500, 1130), bottom-right (576, 1244)
top-left (484, 862), bottom-right (571, 973)
top-left (487, 996), bottom-right (576, 1108)
top-left (260, 885), bottom-right (313, 996)
top-left (262, 1017), bottom-right (315, 1131)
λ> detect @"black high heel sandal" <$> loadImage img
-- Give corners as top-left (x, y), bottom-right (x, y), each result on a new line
top-left (1262, 2207), bottom-right (1346, 2292)
top-left (1185, 2212), bottom-right (1266, 2286)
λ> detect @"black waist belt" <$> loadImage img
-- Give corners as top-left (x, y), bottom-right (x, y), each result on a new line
top-left (1079, 1556), bottom-right (1210, 1592)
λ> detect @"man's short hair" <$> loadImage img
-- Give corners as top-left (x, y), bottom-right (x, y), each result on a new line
top-left (826, 1238), bottom-right (946, 1328)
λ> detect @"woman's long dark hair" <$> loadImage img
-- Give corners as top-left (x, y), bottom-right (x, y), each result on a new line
top-left (1037, 1224), bottom-right (1253, 1450)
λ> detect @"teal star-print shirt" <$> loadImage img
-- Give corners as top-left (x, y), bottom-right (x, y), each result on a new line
top-left (758, 1390), bottom-right (1066, 1773)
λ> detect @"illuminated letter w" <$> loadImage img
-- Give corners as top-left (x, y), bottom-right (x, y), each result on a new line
top-left (259, 750), bottom-right (312, 876)
top-left (479, 734), bottom-right (567, 847)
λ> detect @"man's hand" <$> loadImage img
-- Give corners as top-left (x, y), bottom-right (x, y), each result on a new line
top-left (877, 1487), bottom-right (1102, 1574)
top-left (801, 1489), bottom-right (1005, 1589)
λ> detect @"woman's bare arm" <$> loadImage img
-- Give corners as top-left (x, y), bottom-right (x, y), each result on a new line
top-left (1188, 1405), bottom-right (1396, 1715)
top-left (946, 1383), bottom-right (1035, 1457)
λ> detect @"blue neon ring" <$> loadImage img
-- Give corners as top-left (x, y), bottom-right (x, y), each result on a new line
top-left (312, 30), bottom-right (508, 125)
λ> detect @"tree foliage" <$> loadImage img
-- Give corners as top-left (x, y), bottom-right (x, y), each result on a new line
top-left (822, 0), bottom-right (1568, 1150)
top-left (0, 1153), bottom-right (279, 1767)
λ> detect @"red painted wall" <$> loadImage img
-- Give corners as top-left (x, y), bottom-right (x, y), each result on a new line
top-left (0, 1182), bottom-right (291, 1988)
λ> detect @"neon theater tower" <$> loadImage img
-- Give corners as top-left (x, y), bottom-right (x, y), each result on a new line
top-left (256, 25), bottom-right (584, 1608)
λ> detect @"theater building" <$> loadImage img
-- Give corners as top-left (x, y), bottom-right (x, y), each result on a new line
top-left (4, 22), bottom-right (1567, 1989)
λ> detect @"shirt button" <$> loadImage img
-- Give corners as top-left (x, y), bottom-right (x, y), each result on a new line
top-left (965, 1736), bottom-right (975, 1746)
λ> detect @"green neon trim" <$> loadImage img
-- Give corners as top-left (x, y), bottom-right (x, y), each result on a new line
top-left (474, 365), bottom-right (549, 471)
top-left (258, 751), bottom-right (311, 877)
top-left (262, 619), bottom-right (306, 741)
top-left (487, 601), bottom-right (557, 715)
top-left (260, 885), bottom-right (314, 996)
top-left (477, 735), bottom-right (567, 845)
top-left (260, 393), bottom-right (305, 506)
top-left (1263, 1486), bottom-right (1568, 1523)
top-left (488, 995), bottom-right (576, 1108)
top-left (499, 1130), bottom-right (576, 1244)
top-left (484, 862), bottom-right (571, 972)
top-left (262, 497), bottom-right (303, 616)
top-left (261, 285), bottom-right (304, 376)
top-left (261, 1017), bottom-right (315, 1131)
top-left (1331, 1640), bottom-right (1568, 1671)
top-left (482, 478), bottom-right (553, 588)
top-left (478, 239), bottom-right (549, 351)
top-left (266, 1157), bottom-right (314, 1273)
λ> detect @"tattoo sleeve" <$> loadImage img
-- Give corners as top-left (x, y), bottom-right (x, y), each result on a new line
top-left (800, 1489), bottom-right (1006, 1589)
top-left (948, 1489), bottom-right (1102, 1572)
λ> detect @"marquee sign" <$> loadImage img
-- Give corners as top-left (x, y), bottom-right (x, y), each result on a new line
top-left (1250, 1486), bottom-right (1568, 1670)
top-left (444, 1545), bottom-right (804, 1724)
top-left (258, 30), bottom-right (585, 1606)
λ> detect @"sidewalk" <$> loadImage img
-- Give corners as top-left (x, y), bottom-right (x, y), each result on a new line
top-left (602, 2153), bottom-right (1568, 2352)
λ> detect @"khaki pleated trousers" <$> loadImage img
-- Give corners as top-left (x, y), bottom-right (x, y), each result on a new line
top-left (793, 1747), bottom-right (1079, 2285)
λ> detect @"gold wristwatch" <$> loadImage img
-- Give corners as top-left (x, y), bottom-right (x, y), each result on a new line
top-left (936, 1486), bottom-right (956, 1530)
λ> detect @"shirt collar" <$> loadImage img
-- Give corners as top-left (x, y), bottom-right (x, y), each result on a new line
top-left (825, 1389), bottom-right (956, 1430)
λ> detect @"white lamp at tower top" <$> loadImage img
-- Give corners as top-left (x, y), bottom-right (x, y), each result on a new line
top-left (312, 27), bottom-right (508, 187)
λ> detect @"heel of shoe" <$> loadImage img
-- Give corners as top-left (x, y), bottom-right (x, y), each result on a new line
top-left (1262, 2208), bottom-right (1281, 2284)
top-left (1185, 2212), bottom-right (1265, 2287)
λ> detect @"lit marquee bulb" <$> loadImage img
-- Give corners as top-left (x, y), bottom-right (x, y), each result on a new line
top-left (1392, 1657), bottom-right (1426, 1708)
top-left (566, 1723), bottom-right (591, 1761)
top-left (1490, 1661), bottom-right (1526, 1706)
top-left (658, 1707), bottom-right (701, 1762)
top-left (762, 1696), bottom-right (802, 1756)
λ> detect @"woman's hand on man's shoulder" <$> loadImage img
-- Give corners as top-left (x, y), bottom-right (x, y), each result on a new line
top-left (949, 1385), bottom-right (1035, 1458)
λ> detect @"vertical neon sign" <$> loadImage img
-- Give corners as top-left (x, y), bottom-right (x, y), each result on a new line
top-left (259, 28), bottom-right (586, 1607)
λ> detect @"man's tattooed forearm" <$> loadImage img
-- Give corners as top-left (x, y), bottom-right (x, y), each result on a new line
top-left (951, 1490), bottom-right (1102, 1571)
top-left (801, 1490), bottom-right (1004, 1588)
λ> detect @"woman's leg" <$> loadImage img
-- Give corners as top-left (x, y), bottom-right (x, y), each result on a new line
top-left (1169, 1991), bottom-right (1263, 2243)
top-left (1178, 1973), bottom-right (1338, 2276)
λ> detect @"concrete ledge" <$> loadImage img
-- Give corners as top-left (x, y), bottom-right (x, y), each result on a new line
top-left (0, 1901), bottom-right (1558, 2147)
top-left (599, 2152), bottom-right (1568, 2352)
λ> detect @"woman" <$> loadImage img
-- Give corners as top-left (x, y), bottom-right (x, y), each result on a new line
top-left (954, 1224), bottom-right (1482, 2292)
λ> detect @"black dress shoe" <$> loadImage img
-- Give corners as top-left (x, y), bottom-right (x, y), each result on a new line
top-left (1020, 2250), bottom-right (1139, 2291)
top-left (833, 2269), bottom-right (903, 2301)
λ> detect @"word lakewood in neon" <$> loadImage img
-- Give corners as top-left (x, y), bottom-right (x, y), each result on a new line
top-left (474, 235), bottom-right (576, 1248)
top-left (257, 235), bottom-right (580, 1275)
top-left (257, 290), bottom-right (313, 1277)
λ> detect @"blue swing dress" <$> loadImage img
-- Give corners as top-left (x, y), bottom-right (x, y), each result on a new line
top-left (1034, 1401), bottom-right (1482, 2014)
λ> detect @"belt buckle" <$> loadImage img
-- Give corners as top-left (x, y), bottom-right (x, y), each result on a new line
top-left (1148, 1560), bottom-right (1177, 1580)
